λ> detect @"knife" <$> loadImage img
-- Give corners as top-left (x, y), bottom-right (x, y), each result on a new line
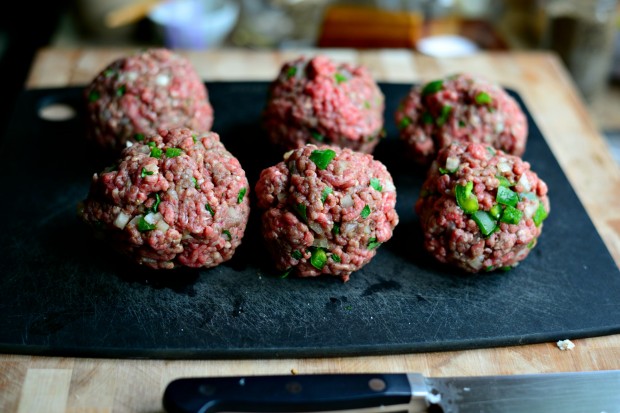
top-left (162, 370), bottom-right (620, 413)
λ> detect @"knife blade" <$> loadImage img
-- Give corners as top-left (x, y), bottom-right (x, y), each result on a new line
top-left (162, 370), bottom-right (620, 413)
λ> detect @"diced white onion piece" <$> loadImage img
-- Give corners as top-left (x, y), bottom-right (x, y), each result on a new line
top-left (446, 156), bottom-right (460, 171)
top-left (383, 181), bottom-right (396, 192)
top-left (467, 255), bottom-right (484, 270)
top-left (144, 212), bottom-right (162, 225)
top-left (341, 194), bottom-right (354, 208)
top-left (309, 221), bottom-right (324, 235)
top-left (497, 161), bottom-right (511, 173)
top-left (126, 71), bottom-right (138, 81)
top-left (227, 207), bottom-right (243, 224)
top-left (524, 202), bottom-right (538, 219)
top-left (343, 222), bottom-right (357, 234)
top-left (156, 74), bottom-right (170, 86)
top-left (312, 237), bottom-right (328, 248)
top-left (126, 140), bottom-right (134, 148)
top-left (363, 225), bottom-right (371, 234)
top-left (129, 216), bottom-right (142, 227)
top-left (283, 150), bottom-right (294, 160)
top-left (518, 174), bottom-right (531, 191)
top-left (276, 193), bottom-right (286, 202)
top-left (336, 161), bottom-right (348, 173)
top-left (156, 219), bottom-right (169, 232)
top-left (182, 230), bottom-right (192, 240)
top-left (515, 248), bottom-right (529, 260)
top-left (113, 211), bottom-right (131, 229)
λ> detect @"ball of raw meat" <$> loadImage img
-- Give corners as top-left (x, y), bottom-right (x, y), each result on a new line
top-left (416, 142), bottom-right (550, 273)
top-left (79, 128), bottom-right (250, 270)
top-left (84, 48), bottom-right (214, 152)
top-left (395, 73), bottom-right (528, 165)
top-left (255, 144), bottom-right (399, 281)
top-left (263, 55), bottom-right (385, 153)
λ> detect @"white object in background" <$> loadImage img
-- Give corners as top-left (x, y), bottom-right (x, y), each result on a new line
top-left (148, 0), bottom-right (240, 49)
top-left (416, 35), bottom-right (479, 57)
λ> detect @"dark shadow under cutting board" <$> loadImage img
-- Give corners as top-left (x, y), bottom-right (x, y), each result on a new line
top-left (0, 82), bottom-right (618, 359)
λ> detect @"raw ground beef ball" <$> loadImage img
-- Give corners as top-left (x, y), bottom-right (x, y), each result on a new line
top-left (395, 73), bottom-right (528, 165)
top-left (262, 55), bottom-right (385, 153)
top-left (84, 48), bottom-right (214, 152)
top-left (255, 144), bottom-right (399, 282)
top-left (415, 142), bottom-right (549, 273)
top-left (79, 128), bottom-right (250, 270)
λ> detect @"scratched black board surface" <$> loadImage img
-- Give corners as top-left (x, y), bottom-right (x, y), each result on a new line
top-left (0, 82), bottom-right (619, 359)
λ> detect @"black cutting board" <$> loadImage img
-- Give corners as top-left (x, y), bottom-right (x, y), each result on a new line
top-left (0, 82), bottom-right (619, 359)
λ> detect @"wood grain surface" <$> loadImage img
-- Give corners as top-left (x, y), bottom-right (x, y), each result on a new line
top-left (1, 48), bottom-right (619, 413)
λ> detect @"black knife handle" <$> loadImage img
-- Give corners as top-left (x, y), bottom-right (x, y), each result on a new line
top-left (163, 373), bottom-right (423, 413)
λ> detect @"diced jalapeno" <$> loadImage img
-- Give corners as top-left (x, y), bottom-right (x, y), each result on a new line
top-left (422, 80), bottom-right (443, 96)
top-left (500, 205), bottom-right (523, 225)
top-left (205, 203), bottom-right (214, 215)
top-left (311, 131), bottom-right (324, 142)
top-left (137, 216), bottom-right (155, 232)
top-left (310, 149), bottom-right (336, 170)
top-left (496, 186), bottom-right (519, 207)
top-left (321, 187), bottom-right (333, 204)
top-left (152, 193), bottom-right (161, 213)
top-left (296, 203), bottom-right (307, 222)
top-left (398, 117), bottom-right (412, 129)
top-left (150, 146), bottom-right (162, 159)
top-left (455, 181), bottom-right (479, 213)
top-left (370, 178), bottom-right (382, 192)
top-left (436, 105), bottom-right (452, 126)
top-left (489, 204), bottom-right (502, 219)
top-left (422, 112), bottom-right (434, 125)
top-left (360, 205), bottom-right (371, 219)
top-left (471, 210), bottom-right (497, 237)
top-left (310, 248), bottom-right (327, 270)
top-left (475, 92), bottom-right (492, 105)
top-left (291, 250), bottom-right (303, 260)
top-left (367, 237), bottom-right (381, 250)
top-left (533, 202), bottom-right (548, 227)
top-left (88, 90), bottom-right (100, 102)
top-left (286, 66), bottom-right (297, 79)
top-left (496, 175), bottom-right (511, 187)
top-left (237, 187), bottom-right (247, 204)
top-left (165, 147), bottom-right (183, 158)
top-left (195, 177), bottom-right (202, 190)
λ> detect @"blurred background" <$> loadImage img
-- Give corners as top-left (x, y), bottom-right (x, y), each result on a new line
top-left (1, 0), bottom-right (619, 162)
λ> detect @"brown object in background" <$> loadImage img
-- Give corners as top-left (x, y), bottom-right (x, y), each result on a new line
top-left (317, 4), bottom-right (507, 51)
top-left (460, 19), bottom-right (509, 50)
top-left (318, 5), bottom-right (424, 48)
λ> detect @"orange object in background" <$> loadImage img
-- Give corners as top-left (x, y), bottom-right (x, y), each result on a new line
top-left (317, 4), bottom-right (424, 48)
top-left (317, 4), bottom-right (509, 51)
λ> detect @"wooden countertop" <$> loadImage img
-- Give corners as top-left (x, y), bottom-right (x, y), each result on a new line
top-left (2, 48), bottom-right (620, 413)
